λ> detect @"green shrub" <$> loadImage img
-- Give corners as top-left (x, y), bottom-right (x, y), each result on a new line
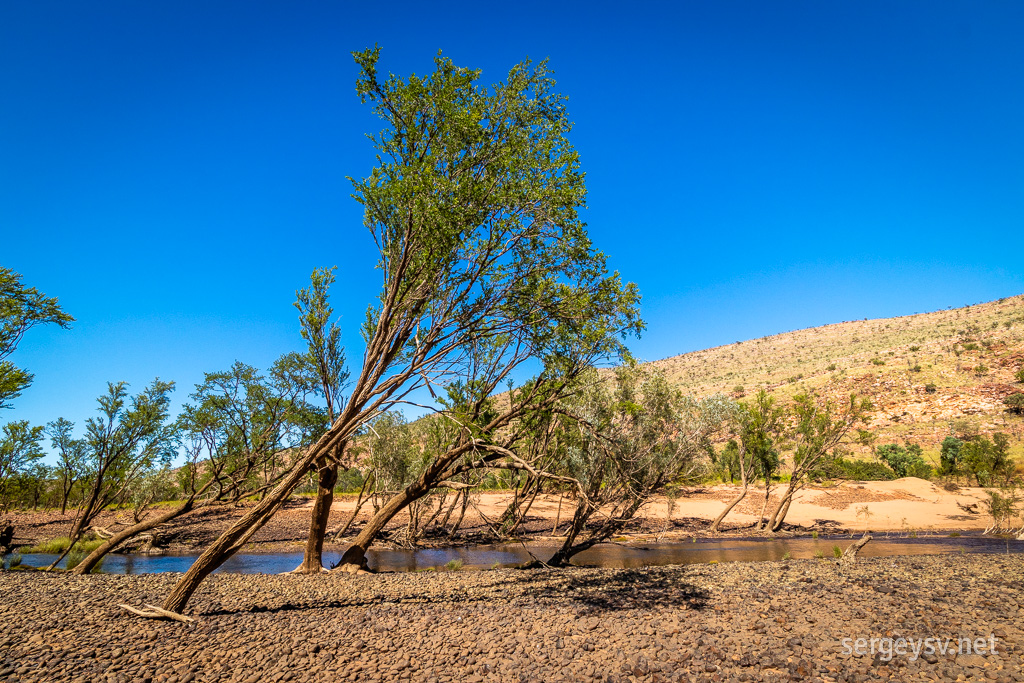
top-left (871, 358), bottom-right (885, 366)
top-left (875, 443), bottom-right (931, 479)
top-left (832, 545), bottom-right (842, 558)
top-left (924, 383), bottom-right (937, 393)
top-left (444, 559), bottom-right (464, 572)
top-left (813, 550), bottom-right (824, 559)
top-left (909, 345), bottom-right (921, 352)
top-left (1015, 368), bottom-right (1024, 384)
top-left (826, 363), bottom-right (837, 372)
top-left (1004, 393), bottom-right (1024, 415)
top-left (910, 364), bottom-right (922, 373)
top-left (963, 342), bottom-right (980, 351)
top-left (827, 457), bottom-right (896, 481)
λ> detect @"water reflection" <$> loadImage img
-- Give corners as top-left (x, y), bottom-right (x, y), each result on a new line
top-left (16, 534), bottom-right (1020, 575)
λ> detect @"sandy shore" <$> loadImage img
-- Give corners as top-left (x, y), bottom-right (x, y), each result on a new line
top-left (1, 554), bottom-right (1021, 682)
top-left (4, 478), bottom-right (1011, 555)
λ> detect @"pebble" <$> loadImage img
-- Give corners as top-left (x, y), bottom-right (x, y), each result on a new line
top-left (0, 554), bottom-right (1022, 682)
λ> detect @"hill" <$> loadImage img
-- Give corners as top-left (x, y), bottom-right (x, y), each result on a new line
top-left (644, 293), bottom-right (1024, 462)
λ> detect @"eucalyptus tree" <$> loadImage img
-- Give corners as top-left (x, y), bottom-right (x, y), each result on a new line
top-left (73, 358), bottom-right (323, 574)
top-left (46, 380), bottom-right (177, 569)
top-left (48, 418), bottom-right (88, 514)
top-left (764, 392), bottom-right (869, 532)
top-left (711, 390), bottom-right (784, 533)
top-left (292, 267), bottom-right (351, 574)
top-left (0, 421), bottom-right (45, 512)
top-left (155, 49), bottom-right (641, 614)
top-left (540, 366), bottom-right (730, 567)
top-left (0, 266), bottom-right (74, 409)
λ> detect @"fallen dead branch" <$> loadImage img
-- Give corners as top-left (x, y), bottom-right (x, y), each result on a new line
top-left (118, 603), bottom-right (194, 623)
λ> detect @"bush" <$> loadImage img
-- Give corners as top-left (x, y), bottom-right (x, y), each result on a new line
top-left (826, 363), bottom-right (837, 372)
top-left (875, 443), bottom-right (930, 479)
top-left (1015, 368), bottom-right (1024, 384)
top-left (924, 383), bottom-right (937, 393)
top-left (827, 457), bottom-right (896, 481)
top-left (1005, 393), bottom-right (1024, 415)
top-left (909, 345), bottom-right (921, 352)
top-left (871, 358), bottom-right (885, 366)
top-left (939, 436), bottom-right (963, 475)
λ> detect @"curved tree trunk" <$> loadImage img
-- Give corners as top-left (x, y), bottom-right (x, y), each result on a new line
top-left (712, 443), bottom-right (748, 533)
top-left (75, 500), bottom-right (195, 575)
top-left (766, 483), bottom-right (796, 532)
top-left (160, 438), bottom-right (335, 614)
top-left (335, 481), bottom-right (428, 569)
top-left (293, 455), bottom-right (339, 573)
top-left (711, 484), bottom-right (748, 533)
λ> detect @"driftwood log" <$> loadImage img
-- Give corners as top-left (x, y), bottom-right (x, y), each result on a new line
top-left (118, 603), bottom-right (194, 623)
top-left (839, 533), bottom-right (871, 568)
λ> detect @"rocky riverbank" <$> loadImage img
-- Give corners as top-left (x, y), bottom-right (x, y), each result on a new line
top-left (1, 554), bottom-right (1021, 682)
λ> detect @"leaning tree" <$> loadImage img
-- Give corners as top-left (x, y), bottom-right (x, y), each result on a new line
top-left (542, 365), bottom-right (731, 567)
top-left (46, 380), bottom-right (178, 569)
top-left (73, 357), bottom-right (321, 574)
top-left (152, 48), bottom-right (641, 615)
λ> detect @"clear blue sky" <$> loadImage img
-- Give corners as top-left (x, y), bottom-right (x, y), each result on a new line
top-left (3, 1), bottom-right (1023, 439)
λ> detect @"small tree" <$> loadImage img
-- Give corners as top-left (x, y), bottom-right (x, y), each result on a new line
top-left (46, 380), bottom-right (177, 569)
top-left (292, 267), bottom-right (350, 573)
top-left (764, 393), bottom-right (868, 532)
top-left (0, 421), bottom-right (45, 511)
top-left (73, 358), bottom-right (322, 574)
top-left (543, 366), bottom-right (731, 566)
top-left (1005, 393), bottom-right (1024, 415)
top-left (712, 389), bottom-right (784, 533)
top-left (0, 267), bottom-right (74, 409)
top-left (939, 435), bottom-right (963, 477)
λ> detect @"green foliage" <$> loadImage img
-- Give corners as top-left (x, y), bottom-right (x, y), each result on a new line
top-left (939, 436), bottom-right (963, 476)
top-left (875, 443), bottom-right (931, 479)
top-left (982, 489), bottom-right (1019, 529)
top-left (334, 467), bottom-right (365, 494)
top-left (870, 358), bottom-right (885, 366)
top-left (855, 429), bottom-right (877, 447)
top-left (909, 345), bottom-right (921, 352)
top-left (826, 363), bottom-right (837, 371)
top-left (924, 383), bottom-right (937, 393)
top-left (443, 559), bottom-right (464, 572)
top-left (827, 457), bottom-right (897, 481)
top-left (832, 545), bottom-right (842, 558)
top-left (960, 433), bottom-right (1013, 487)
top-left (1004, 393), bottom-right (1024, 415)
top-left (1014, 368), bottom-right (1024, 384)
top-left (0, 420), bottom-right (45, 510)
top-left (293, 267), bottom-right (349, 421)
top-left (0, 267), bottom-right (74, 409)
top-left (739, 390), bottom-right (784, 484)
top-left (813, 549), bottom-right (824, 559)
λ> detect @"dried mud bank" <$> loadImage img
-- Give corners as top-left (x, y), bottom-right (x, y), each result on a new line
top-left (1, 555), bottom-right (1022, 683)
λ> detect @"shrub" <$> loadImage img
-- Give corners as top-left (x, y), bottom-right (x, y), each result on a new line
top-left (910, 364), bottom-right (922, 373)
top-left (1005, 393), bottom-right (1024, 415)
top-left (826, 363), bottom-right (837, 372)
top-left (813, 550), bottom-right (824, 559)
top-left (444, 559), bottom-right (464, 572)
top-left (732, 385), bottom-right (744, 395)
top-left (1015, 368), bottom-right (1024, 384)
top-left (875, 443), bottom-right (930, 479)
top-left (832, 545), bottom-right (842, 558)
top-left (924, 383), bottom-right (937, 393)
top-left (939, 436), bottom-right (963, 475)
top-left (909, 345), bottom-right (921, 352)
top-left (974, 364), bottom-right (989, 375)
top-left (871, 358), bottom-right (885, 366)
top-left (963, 342), bottom-right (980, 351)
top-left (828, 457), bottom-right (896, 481)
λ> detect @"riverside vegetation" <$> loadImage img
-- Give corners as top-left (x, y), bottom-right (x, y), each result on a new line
top-left (1, 49), bottom-right (1024, 681)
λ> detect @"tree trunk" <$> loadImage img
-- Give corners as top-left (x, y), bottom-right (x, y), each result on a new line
top-left (712, 445), bottom-right (748, 533)
top-left (839, 533), bottom-right (871, 568)
top-left (161, 438), bottom-right (334, 614)
top-left (711, 483), bottom-right (748, 533)
top-left (293, 455), bottom-right (339, 574)
top-left (75, 500), bottom-right (195, 574)
top-left (336, 482), bottom-right (428, 569)
top-left (766, 484), bottom-right (796, 533)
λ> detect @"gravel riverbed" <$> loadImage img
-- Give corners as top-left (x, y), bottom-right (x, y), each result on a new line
top-left (1, 554), bottom-right (1021, 682)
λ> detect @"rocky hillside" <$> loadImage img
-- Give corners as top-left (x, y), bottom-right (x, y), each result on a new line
top-left (645, 294), bottom-right (1024, 462)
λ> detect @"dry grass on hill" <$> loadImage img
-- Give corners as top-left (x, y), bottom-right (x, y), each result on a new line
top-left (644, 294), bottom-right (1024, 460)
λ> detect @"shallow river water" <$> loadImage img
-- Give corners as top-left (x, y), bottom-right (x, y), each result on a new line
top-left (13, 533), bottom-right (1022, 574)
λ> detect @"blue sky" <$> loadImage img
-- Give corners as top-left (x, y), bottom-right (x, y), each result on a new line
top-left (3, 1), bottom-right (1023, 442)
